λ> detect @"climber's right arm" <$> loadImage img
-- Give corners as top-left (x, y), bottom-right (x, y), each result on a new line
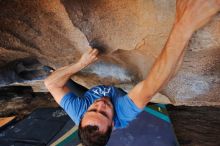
top-left (128, 23), bottom-right (192, 109)
top-left (44, 48), bottom-right (98, 104)
top-left (128, 0), bottom-right (220, 109)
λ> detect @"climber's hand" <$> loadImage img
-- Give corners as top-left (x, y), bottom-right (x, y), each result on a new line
top-left (78, 48), bottom-right (99, 68)
top-left (175, 0), bottom-right (220, 32)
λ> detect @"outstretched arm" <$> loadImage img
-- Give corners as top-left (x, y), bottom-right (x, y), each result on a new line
top-left (128, 0), bottom-right (220, 109)
top-left (44, 48), bottom-right (98, 104)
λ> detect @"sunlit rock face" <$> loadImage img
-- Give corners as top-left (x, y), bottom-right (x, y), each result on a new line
top-left (163, 15), bottom-right (220, 105)
top-left (0, 0), bottom-right (219, 106)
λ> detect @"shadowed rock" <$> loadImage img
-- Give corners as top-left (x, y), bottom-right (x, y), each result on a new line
top-left (0, 58), bottom-right (49, 87)
top-left (167, 105), bottom-right (220, 146)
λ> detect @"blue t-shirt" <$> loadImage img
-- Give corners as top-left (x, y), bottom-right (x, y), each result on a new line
top-left (60, 85), bottom-right (143, 128)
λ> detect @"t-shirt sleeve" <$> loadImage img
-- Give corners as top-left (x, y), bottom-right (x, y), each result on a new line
top-left (115, 94), bottom-right (143, 128)
top-left (60, 92), bottom-right (87, 125)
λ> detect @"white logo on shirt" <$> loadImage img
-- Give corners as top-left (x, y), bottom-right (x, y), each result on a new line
top-left (92, 87), bottom-right (111, 96)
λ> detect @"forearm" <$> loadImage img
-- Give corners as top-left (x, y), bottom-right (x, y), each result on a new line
top-left (44, 62), bottom-right (83, 89)
top-left (129, 24), bottom-right (193, 108)
top-left (44, 48), bottom-right (98, 104)
top-left (141, 0), bottom-right (220, 99)
top-left (142, 24), bottom-right (193, 97)
top-left (129, 0), bottom-right (220, 109)
top-left (172, 48), bottom-right (186, 78)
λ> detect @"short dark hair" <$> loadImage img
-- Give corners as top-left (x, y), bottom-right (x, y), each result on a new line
top-left (78, 120), bottom-right (112, 146)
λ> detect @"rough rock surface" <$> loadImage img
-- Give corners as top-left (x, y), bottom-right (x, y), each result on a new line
top-left (0, 86), bottom-right (58, 120)
top-left (0, 0), bottom-right (220, 105)
top-left (167, 105), bottom-right (220, 146)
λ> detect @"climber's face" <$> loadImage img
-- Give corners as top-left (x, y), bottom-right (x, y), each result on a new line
top-left (81, 97), bottom-right (114, 132)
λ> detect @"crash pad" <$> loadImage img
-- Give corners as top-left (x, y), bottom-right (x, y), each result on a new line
top-left (0, 108), bottom-right (70, 146)
top-left (0, 116), bottom-right (16, 128)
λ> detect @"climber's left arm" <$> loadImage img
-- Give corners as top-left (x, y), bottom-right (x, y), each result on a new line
top-left (44, 48), bottom-right (98, 104)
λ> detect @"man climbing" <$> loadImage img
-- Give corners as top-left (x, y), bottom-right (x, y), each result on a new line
top-left (44, 1), bottom-right (220, 146)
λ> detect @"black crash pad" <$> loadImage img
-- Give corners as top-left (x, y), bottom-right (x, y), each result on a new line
top-left (0, 108), bottom-right (70, 146)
